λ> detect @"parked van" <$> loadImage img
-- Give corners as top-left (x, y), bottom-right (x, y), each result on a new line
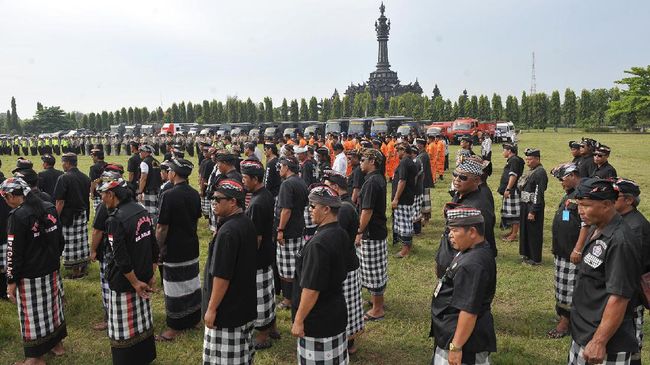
top-left (495, 121), bottom-right (516, 143)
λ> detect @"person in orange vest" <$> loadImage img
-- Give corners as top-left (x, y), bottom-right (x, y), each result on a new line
top-left (384, 136), bottom-right (398, 181)
top-left (434, 134), bottom-right (446, 180)
top-left (343, 134), bottom-right (355, 151)
top-left (285, 133), bottom-right (295, 145)
top-left (426, 134), bottom-right (439, 184)
top-left (298, 133), bottom-right (308, 147)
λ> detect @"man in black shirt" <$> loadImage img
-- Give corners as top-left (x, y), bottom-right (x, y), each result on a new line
top-left (578, 138), bottom-right (598, 178)
top-left (346, 150), bottom-right (364, 205)
top-left (391, 143), bottom-right (417, 258)
top-left (54, 153), bottom-right (91, 279)
top-left (569, 178), bottom-right (642, 365)
top-left (275, 156), bottom-right (309, 310)
top-left (614, 178), bottom-right (650, 365)
top-left (126, 141), bottom-right (142, 193)
top-left (415, 138), bottom-right (434, 224)
top-left (430, 205), bottom-right (497, 364)
top-left (291, 185), bottom-right (350, 364)
top-left (323, 171), bottom-right (364, 354)
top-left (355, 148), bottom-right (388, 322)
top-left (99, 175), bottom-right (158, 365)
top-left (37, 154), bottom-right (63, 201)
top-left (136, 145), bottom-right (162, 222)
top-left (202, 179), bottom-right (257, 365)
top-left (156, 158), bottom-right (202, 341)
top-left (89, 148), bottom-right (108, 212)
top-left (518, 148), bottom-right (548, 265)
top-left (241, 158), bottom-right (279, 350)
top-left (548, 163), bottom-right (582, 339)
top-left (590, 144), bottom-right (617, 179)
top-left (198, 146), bottom-right (215, 218)
top-left (296, 146), bottom-right (318, 239)
top-left (569, 141), bottom-right (582, 164)
top-left (263, 143), bottom-right (281, 197)
top-left (436, 157), bottom-right (497, 279)
top-left (498, 143), bottom-right (525, 241)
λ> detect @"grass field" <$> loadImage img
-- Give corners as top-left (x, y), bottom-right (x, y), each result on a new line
top-left (1, 130), bottom-right (649, 364)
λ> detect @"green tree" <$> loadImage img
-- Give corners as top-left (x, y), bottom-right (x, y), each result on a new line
top-left (81, 115), bottom-right (89, 129)
top-left (88, 112), bottom-right (97, 130)
top-left (562, 88), bottom-right (577, 127)
top-left (467, 95), bottom-right (478, 118)
top-left (245, 98), bottom-right (256, 123)
top-left (376, 95), bottom-right (386, 117)
top-left (202, 100), bottom-right (211, 123)
top-left (412, 103), bottom-right (423, 121)
top-left (156, 107), bottom-right (164, 121)
top-left (432, 84), bottom-right (441, 99)
top-left (491, 94), bottom-right (503, 120)
top-left (331, 94), bottom-right (342, 119)
top-left (101, 111), bottom-right (109, 130)
top-left (299, 98), bottom-right (309, 121)
top-left (214, 101), bottom-right (225, 122)
top-left (520, 91), bottom-right (530, 128)
top-left (309, 97), bottom-right (319, 120)
top-left (25, 106), bottom-right (76, 133)
top-left (179, 102), bottom-right (187, 122)
top-left (193, 104), bottom-right (202, 120)
top-left (36, 102), bottom-right (43, 111)
top-left (430, 96), bottom-right (445, 122)
top-left (452, 102), bottom-right (459, 120)
top-left (549, 90), bottom-right (561, 130)
top-left (443, 99), bottom-right (453, 120)
top-left (187, 102), bottom-right (195, 123)
top-left (280, 98), bottom-right (289, 120)
top-left (531, 92), bottom-right (549, 130)
top-left (142, 107), bottom-right (149, 122)
top-left (321, 98), bottom-right (332, 122)
top-left (257, 102), bottom-right (265, 123)
top-left (577, 89), bottom-right (592, 126)
top-left (289, 99), bottom-right (299, 122)
top-left (458, 90), bottom-right (468, 117)
top-left (10, 96), bottom-right (20, 132)
top-left (263, 97), bottom-right (273, 123)
top-left (127, 107), bottom-right (134, 124)
top-left (591, 89), bottom-right (609, 126)
top-left (477, 95), bottom-right (491, 120)
top-left (108, 112), bottom-right (115, 126)
top-left (134, 107), bottom-right (143, 124)
top-left (226, 97), bottom-right (239, 123)
top-left (171, 103), bottom-right (180, 122)
top-left (342, 96), bottom-right (352, 117)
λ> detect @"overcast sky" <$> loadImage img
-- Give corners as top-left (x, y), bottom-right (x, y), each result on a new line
top-left (1, 0), bottom-right (648, 117)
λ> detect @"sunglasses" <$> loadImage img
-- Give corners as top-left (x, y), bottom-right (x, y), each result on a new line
top-left (210, 196), bottom-right (230, 203)
top-left (594, 153), bottom-right (606, 157)
top-left (452, 172), bottom-right (469, 181)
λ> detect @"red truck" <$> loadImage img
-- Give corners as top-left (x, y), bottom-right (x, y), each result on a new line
top-left (446, 118), bottom-right (496, 144)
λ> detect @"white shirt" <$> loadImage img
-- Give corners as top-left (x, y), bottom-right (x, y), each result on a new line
top-left (332, 152), bottom-right (347, 175)
top-left (139, 161), bottom-right (149, 174)
top-left (254, 147), bottom-right (263, 161)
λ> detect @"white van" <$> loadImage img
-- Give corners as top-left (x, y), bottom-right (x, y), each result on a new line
top-left (495, 122), bottom-right (516, 143)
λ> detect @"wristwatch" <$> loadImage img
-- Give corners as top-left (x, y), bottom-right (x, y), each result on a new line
top-left (449, 342), bottom-right (462, 352)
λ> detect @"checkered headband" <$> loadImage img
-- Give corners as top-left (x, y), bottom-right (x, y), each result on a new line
top-left (0, 177), bottom-right (31, 197)
top-left (445, 205), bottom-right (484, 227)
top-left (308, 184), bottom-right (341, 208)
top-left (96, 172), bottom-right (127, 193)
top-left (215, 179), bottom-right (245, 200)
top-left (613, 177), bottom-right (640, 197)
top-left (240, 158), bottom-right (264, 176)
top-left (576, 177), bottom-right (617, 201)
top-left (456, 156), bottom-right (484, 176)
top-left (550, 162), bottom-right (578, 180)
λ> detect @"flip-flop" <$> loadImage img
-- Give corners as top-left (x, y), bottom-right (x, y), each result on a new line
top-left (254, 340), bottom-right (273, 350)
top-left (92, 322), bottom-right (108, 331)
top-left (363, 312), bottom-right (385, 322)
top-left (547, 328), bottom-right (569, 339)
top-left (155, 333), bottom-right (176, 342)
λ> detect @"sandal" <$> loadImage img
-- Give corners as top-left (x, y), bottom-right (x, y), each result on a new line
top-left (363, 312), bottom-right (385, 322)
top-left (155, 333), bottom-right (176, 342)
top-left (547, 328), bottom-right (569, 339)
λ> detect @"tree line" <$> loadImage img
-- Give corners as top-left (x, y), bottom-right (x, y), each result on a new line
top-left (2, 66), bottom-right (649, 134)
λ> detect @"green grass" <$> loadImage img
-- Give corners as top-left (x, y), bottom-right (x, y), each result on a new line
top-left (1, 130), bottom-right (649, 364)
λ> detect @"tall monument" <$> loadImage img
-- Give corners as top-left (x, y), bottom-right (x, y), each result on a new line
top-left (344, 2), bottom-right (422, 102)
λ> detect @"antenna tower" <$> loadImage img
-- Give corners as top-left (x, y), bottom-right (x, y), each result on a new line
top-left (530, 51), bottom-right (537, 95)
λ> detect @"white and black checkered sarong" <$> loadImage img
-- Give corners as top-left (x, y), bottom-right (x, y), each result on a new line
top-left (412, 194), bottom-right (423, 222)
top-left (255, 265), bottom-right (276, 329)
top-left (16, 271), bottom-right (67, 353)
top-left (93, 196), bottom-right (102, 213)
top-left (422, 188), bottom-right (432, 214)
top-left (62, 211), bottom-right (89, 269)
top-left (0, 239), bottom-right (6, 272)
top-left (393, 204), bottom-right (415, 237)
top-left (554, 256), bottom-right (577, 312)
top-left (357, 239), bottom-right (388, 291)
top-left (201, 196), bottom-right (211, 217)
top-left (108, 290), bottom-right (154, 347)
top-left (568, 339), bottom-right (631, 365)
top-left (501, 190), bottom-right (521, 220)
top-left (276, 237), bottom-right (304, 279)
top-left (432, 346), bottom-right (490, 365)
top-left (304, 206), bottom-right (317, 235)
top-left (342, 269), bottom-right (364, 338)
top-left (100, 249), bottom-right (114, 315)
top-left (297, 331), bottom-right (348, 365)
top-left (203, 321), bottom-right (255, 365)
top-left (632, 304), bottom-right (644, 361)
top-left (140, 193), bottom-right (159, 220)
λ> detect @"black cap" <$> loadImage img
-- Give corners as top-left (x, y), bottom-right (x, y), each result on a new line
top-left (41, 154), bottom-right (56, 165)
top-left (524, 148), bottom-right (540, 158)
top-left (12, 157), bottom-right (33, 173)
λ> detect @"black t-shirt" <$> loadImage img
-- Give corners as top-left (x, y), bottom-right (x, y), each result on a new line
top-left (578, 154), bottom-right (596, 178)
top-left (157, 182), bottom-right (202, 263)
top-left (93, 203), bottom-right (110, 262)
top-left (551, 189), bottom-right (581, 259)
top-left (245, 187), bottom-right (275, 269)
top-left (359, 170), bottom-right (387, 240)
top-left (348, 165), bottom-right (365, 193)
top-left (53, 167), bottom-right (91, 224)
top-left (127, 153), bottom-right (142, 185)
top-left (571, 214), bottom-right (642, 353)
top-left (430, 242), bottom-right (497, 353)
top-left (622, 209), bottom-right (650, 274)
top-left (338, 196), bottom-right (360, 271)
top-left (264, 157), bottom-right (282, 197)
top-left (497, 155), bottom-right (524, 195)
top-left (413, 154), bottom-right (424, 194)
top-left (300, 159), bottom-right (318, 187)
top-left (202, 213), bottom-right (257, 328)
top-left (292, 222), bottom-right (349, 337)
top-left (6, 201), bottom-right (64, 283)
top-left (391, 156), bottom-right (417, 205)
top-left (106, 200), bottom-right (158, 293)
top-left (275, 174), bottom-right (308, 239)
top-left (89, 161), bottom-right (107, 197)
top-left (38, 167), bottom-right (64, 200)
top-left (199, 158), bottom-right (215, 180)
top-left (590, 162), bottom-right (617, 179)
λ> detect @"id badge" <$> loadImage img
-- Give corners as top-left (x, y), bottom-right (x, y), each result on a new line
top-left (562, 210), bottom-right (570, 222)
top-left (433, 281), bottom-right (442, 298)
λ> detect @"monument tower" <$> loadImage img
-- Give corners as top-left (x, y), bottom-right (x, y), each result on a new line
top-left (344, 2), bottom-right (422, 102)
